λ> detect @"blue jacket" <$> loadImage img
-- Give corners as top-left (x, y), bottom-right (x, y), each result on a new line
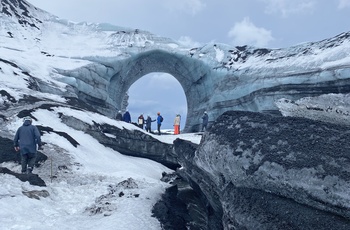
top-left (157, 115), bottom-right (162, 125)
top-left (14, 120), bottom-right (42, 155)
top-left (123, 111), bottom-right (131, 123)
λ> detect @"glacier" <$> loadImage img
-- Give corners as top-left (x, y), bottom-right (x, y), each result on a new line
top-left (56, 31), bottom-right (350, 132)
top-left (1, 0), bottom-right (350, 229)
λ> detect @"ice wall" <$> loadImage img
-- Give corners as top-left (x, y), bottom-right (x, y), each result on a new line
top-left (58, 32), bottom-right (350, 132)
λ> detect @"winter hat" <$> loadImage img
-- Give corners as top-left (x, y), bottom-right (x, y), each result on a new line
top-left (23, 116), bottom-right (32, 122)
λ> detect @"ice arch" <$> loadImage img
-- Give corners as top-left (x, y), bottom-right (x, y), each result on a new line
top-left (59, 39), bottom-right (350, 132)
top-left (108, 49), bottom-right (214, 132)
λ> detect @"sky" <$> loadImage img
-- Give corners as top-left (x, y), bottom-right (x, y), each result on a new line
top-left (127, 73), bottom-right (187, 130)
top-left (28, 0), bottom-right (350, 48)
top-left (25, 0), bottom-right (350, 129)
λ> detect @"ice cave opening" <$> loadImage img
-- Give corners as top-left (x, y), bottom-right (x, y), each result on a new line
top-left (127, 72), bottom-right (188, 130)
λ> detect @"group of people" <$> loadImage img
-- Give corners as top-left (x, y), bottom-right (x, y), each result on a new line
top-left (115, 110), bottom-right (164, 135)
top-left (115, 109), bottom-right (209, 134)
top-left (136, 112), bottom-right (163, 135)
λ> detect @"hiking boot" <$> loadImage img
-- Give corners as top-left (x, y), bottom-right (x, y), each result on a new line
top-left (27, 167), bottom-right (33, 174)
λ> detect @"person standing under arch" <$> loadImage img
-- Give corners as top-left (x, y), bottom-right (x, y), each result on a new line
top-left (138, 114), bottom-right (145, 129)
top-left (201, 111), bottom-right (209, 132)
top-left (145, 115), bottom-right (155, 133)
top-left (115, 110), bottom-right (123, 121)
top-left (173, 114), bottom-right (181, 135)
top-left (123, 110), bottom-right (131, 123)
top-left (157, 112), bottom-right (163, 135)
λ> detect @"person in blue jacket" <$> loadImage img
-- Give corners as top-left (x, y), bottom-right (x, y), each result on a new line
top-left (157, 112), bottom-right (163, 135)
top-left (13, 116), bottom-right (42, 174)
top-left (123, 110), bottom-right (131, 123)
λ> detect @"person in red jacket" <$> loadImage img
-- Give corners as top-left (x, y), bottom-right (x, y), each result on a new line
top-left (173, 114), bottom-right (181, 135)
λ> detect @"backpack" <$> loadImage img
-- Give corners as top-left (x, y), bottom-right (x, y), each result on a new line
top-left (160, 116), bottom-right (163, 122)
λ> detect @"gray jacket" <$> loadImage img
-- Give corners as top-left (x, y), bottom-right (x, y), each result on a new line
top-left (14, 120), bottom-right (42, 155)
top-left (202, 113), bottom-right (209, 125)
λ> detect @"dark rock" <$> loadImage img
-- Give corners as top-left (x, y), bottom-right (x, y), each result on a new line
top-left (22, 190), bottom-right (50, 199)
top-left (95, 123), bottom-right (179, 169)
top-left (174, 139), bottom-right (223, 230)
top-left (37, 125), bottom-right (79, 147)
top-left (0, 167), bottom-right (46, 187)
top-left (152, 171), bottom-right (222, 230)
top-left (0, 136), bottom-right (20, 163)
top-left (0, 136), bottom-right (48, 166)
top-left (59, 114), bottom-right (179, 170)
top-left (152, 185), bottom-right (191, 230)
top-left (174, 111), bottom-right (350, 229)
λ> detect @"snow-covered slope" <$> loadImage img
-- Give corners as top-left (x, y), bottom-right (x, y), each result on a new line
top-left (0, 0), bottom-right (180, 56)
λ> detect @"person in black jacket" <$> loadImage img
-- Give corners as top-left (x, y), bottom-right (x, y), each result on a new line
top-left (145, 115), bottom-right (155, 133)
top-left (201, 111), bottom-right (209, 132)
top-left (115, 110), bottom-right (123, 120)
top-left (13, 116), bottom-right (42, 174)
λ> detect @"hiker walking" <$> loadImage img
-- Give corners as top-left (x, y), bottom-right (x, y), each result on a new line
top-left (13, 116), bottom-right (42, 174)
top-left (173, 114), bottom-right (181, 135)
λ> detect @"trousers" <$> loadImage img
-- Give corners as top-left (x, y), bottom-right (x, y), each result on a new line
top-left (21, 152), bottom-right (37, 173)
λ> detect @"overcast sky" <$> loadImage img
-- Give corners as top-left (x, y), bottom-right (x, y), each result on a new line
top-left (26, 0), bottom-right (350, 130)
top-left (28, 0), bottom-right (350, 48)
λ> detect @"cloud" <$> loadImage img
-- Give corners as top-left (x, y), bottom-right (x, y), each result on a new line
top-left (147, 73), bottom-right (181, 89)
top-left (338, 0), bottom-right (350, 9)
top-left (162, 0), bottom-right (206, 15)
top-left (177, 36), bottom-right (202, 47)
top-left (228, 17), bottom-right (274, 47)
top-left (259, 0), bottom-right (315, 17)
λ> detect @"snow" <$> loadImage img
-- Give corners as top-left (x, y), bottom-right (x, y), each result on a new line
top-left (214, 45), bottom-right (225, 62)
top-left (1, 105), bottom-right (201, 230)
